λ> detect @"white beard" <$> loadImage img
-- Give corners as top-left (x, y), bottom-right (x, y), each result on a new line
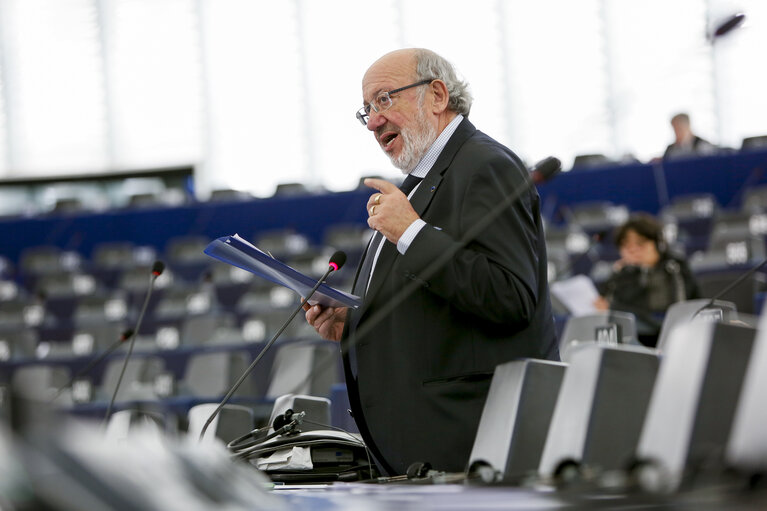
top-left (390, 104), bottom-right (437, 174)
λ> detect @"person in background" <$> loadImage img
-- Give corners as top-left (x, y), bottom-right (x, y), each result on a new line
top-left (663, 112), bottom-right (718, 160)
top-left (594, 213), bottom-right (700, 346)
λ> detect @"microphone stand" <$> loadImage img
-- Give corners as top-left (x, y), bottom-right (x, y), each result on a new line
top-left (104, 263), bottom-right (164, 422)
top-left (198, 261), bottom-right (340, 441)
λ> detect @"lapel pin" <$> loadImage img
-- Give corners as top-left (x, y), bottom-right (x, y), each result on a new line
top-left (430, 186), bottom-right (436, 192)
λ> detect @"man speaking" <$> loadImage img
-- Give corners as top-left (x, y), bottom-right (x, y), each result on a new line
top-left (306, 48), bottom-right (558, 476)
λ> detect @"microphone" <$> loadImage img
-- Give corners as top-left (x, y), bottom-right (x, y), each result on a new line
top-left (104, 260), bottom-right (165, 422)
top-left (710, 12), bottom-right (746, 41)
top-left (51, 329), bottom-right (134, 401)
top-left (530, 156), bottom-right (562, 185)
top-left (692, 257), bottom-right (767, 318)
top-left (290, 156), bottom-right (562, 395)
top-left (198, 250), bottom-right (346, 441)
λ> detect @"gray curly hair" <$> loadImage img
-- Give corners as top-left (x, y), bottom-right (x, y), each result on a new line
top-left (414, 49), bottom-right (473, 117)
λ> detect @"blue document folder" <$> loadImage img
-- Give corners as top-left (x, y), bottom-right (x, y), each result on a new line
top-left (204, 234), bottom-right (361, 309)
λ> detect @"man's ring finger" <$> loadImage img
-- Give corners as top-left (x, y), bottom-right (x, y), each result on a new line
top-left (370, 205), bottom-right (377, 216)
top-left (374, 194), bottom-right (382, 204)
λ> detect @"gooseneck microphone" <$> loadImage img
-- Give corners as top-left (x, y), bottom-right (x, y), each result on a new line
top-left (52, 329), bottom-right (134, 401)
top-left (104, 260), bottom-right (165, 422)
top-left (198, 250), bottom-right (346, 441)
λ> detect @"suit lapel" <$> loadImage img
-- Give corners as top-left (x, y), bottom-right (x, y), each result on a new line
top-left (355, 118), bottom-right (477, 321)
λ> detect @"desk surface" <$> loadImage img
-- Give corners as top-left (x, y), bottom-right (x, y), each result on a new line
top-left (274, 480), bottom-right (767, 511)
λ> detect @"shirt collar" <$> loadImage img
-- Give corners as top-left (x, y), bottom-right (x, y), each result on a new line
top-left (409, 114), bottom-right (464, 179)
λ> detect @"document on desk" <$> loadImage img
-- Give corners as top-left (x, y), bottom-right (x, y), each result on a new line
top-left (550, 275), bottom-right (600, 316)
top-left (204, 234), bottom-right (361, 309)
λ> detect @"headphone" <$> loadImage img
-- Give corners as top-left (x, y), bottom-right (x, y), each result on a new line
top-left (227, 408), bottom-right (304, 454)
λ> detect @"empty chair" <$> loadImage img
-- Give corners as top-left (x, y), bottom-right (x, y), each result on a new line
top-left (188, 403), bottom-right (255, 443)
top-left (544, 224), bottom-right (596, 277)
top-left (92, 242), bottom-right (139, 270)
top-left (153, 285), bottom-right (216, 321)
top-left (661, 194), bottom-right (718, 253)
top-left (166, 235), bottom-right (211, 265)
top-left (11, 363), bottom-right (71, 400)
top-left (265, 339), bottom-right (341, 399)
top-left (0, 298), bottom-right (46, 329)
top-left (208, 188), bottom-right (254, 203)
top-left (689, 238), bottom-right (766, 271)
top-left (178, 350), bottom-right (256, 399)
top-left (538, 344), bottom-right (660, 481)
top-left (468, 359), bottom-right (567, 483)
top-left (272, 182), bottom-right (312, 197)
top-left (96, 355), bottom-right (165, 403)
top-left (74, 293), bottom-right (130, 326)
top-left (742, 184), bottom-right (767, 214)
top-left (19, 246), bottom-right (82, 279)
top-left (36, 272), bottom-right (99, 299)
top-left (70, 321), bottom-right (127, 356)
top-left (662, 193), bottom-right (719, 222)
top-left (117, 264), bottom-right (174, 295)
top-left (707, 221), bottom-right (765, 258)
top-left (0, 328), bottom-right (38, 361)
top-left (239, 310), bottom-right (317, 344)
top-left (180, 312), bottom-right (242, 347)
top-left (165, 235), bottom-right (213, 282)
top-left (566, 202), bottom-right (628, 235)
top-left (104, 409), bottom-right (167, 442)
top-left (254, 229), bottom-right (312, 259)
top-left (209, 262), bottom-right (255, 310)
top-left (323, 223), bottom-right (369, 252)
top-left (236, 285), bottom-right (296, 315)
top-left (695, 270), bottom-right (767, 315)
top-left (558, 311), bottom-right (638, 362)
top-left (571, 153), bottom-right (613, 169)
top-left (708, 211), bottom-right (765, 243)
top-left (740, 134), bottom-right (767, 151)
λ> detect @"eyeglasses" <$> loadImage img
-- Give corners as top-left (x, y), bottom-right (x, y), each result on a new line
top-left (355, 79), bottom-right (434, 126)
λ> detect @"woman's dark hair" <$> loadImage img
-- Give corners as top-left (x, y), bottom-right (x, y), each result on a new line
top-left (614, 213), bottom-right (665, 251)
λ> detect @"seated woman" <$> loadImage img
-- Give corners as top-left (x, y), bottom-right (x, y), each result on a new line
top-left (594, 213), bottom-right (700, 347)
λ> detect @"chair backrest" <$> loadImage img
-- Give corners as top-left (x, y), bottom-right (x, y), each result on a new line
top-left (98, 356), bottom-right (165, 402)
top-left (188, 403), bottom-right (255, 443)
top-left (181, 350), bottom-right (254, 398)
top-left (656, 299), bottom-right (737, 353)
top-left (696, 271), bottom-right (766, 315)
top-left (180, 312), bottom-right (240, 346)
top-left (0, 328), bottom-right (38, 361)
top-left (11, 363), bottom-right (70, 400)
top-left (266, 340), bottom-right (340, 399)
top-left (559, 311), bottom-right (638, 362)
top-left (661, 193), bottom-right (718, 221)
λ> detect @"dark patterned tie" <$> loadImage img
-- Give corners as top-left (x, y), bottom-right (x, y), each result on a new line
top-left (399, 173), bottom-right (424, 195)
top-left (353, 174), bottom-right (424, 297)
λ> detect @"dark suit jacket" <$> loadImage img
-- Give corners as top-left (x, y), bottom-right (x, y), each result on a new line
top-left (342, 118), bottom-right (558, 476)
